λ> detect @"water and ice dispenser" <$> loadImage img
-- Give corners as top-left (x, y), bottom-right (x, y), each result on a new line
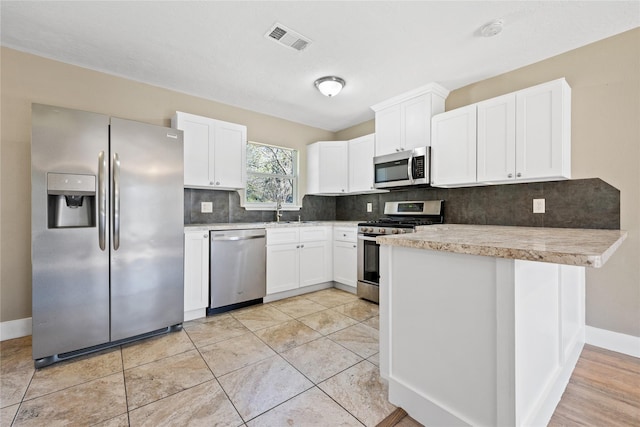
top-left (47, 173), bottom-right (96, 228)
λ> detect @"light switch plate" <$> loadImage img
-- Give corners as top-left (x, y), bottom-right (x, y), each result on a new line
top-left (366, 202), bottom-right (373, 212)
top-left (201, 202), bottom-right (213, 213)
top-left (533, 199), bottom-right (545, 214)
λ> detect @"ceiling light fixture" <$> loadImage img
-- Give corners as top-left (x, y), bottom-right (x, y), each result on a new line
top-left (314, 76), bottom-right (346, 97)
top-left (479, 19), bottom-right (504, 37)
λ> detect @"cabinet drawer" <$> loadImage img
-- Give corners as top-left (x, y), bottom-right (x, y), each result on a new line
top-left (267, 228), bottom-right (300, 245)
top-left (333, 228), bottom-right (357, 243)
top-left (300, 226), bottom-right (330, 242)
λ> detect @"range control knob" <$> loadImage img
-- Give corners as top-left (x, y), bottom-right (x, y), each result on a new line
top-left (392, 229), bottom-right (399, 234)
top-left (379, 228), bottom-right (385, 234)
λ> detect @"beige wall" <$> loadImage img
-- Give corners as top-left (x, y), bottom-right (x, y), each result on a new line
top-left (446, 28), bottom-right (640, 337)
top-left (335, 119), bottom-right (375, 141)
top-left (0, 47), bottom-right (334, 322)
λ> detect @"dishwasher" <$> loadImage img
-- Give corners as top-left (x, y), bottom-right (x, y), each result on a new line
top-left (208, 228), bottom-right (266, 314)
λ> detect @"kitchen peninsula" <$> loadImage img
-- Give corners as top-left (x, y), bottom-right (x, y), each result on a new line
top-left (377, 225), bottom-right (627, 427)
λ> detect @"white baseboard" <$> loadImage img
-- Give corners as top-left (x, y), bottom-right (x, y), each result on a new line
top-left (586, 325), bottom-right (640, 358)
top-left (184, 308), bottom-right (206, 322)
top-left (0, 317), bottom-right (32, 341)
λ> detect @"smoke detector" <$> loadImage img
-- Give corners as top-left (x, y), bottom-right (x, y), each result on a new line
top-left (265, 23), bottom-right (312, 51)
top-left (479, 19), bottom-right (504, 37)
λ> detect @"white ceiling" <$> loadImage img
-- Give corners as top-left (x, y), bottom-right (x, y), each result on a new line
top-left (2, 1), bottom-right (639, 132)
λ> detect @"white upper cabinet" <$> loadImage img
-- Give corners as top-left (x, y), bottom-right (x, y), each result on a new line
top-left (515, 79), bottom-right (571, 181)
top-left (477, 93), bottom-right (517, 182)
top-left (431, 105), bottom-right (477, 187)
top-left (348, 134), bottom-right (376, 193)
top-left (431, 78), bottom-right (571, 187)
top-left (307, 141), bottom-right (349, 194)
top-left (374, 105), bottom-right (402, 156)
top-left (172, 111), bottom-right (247, 190)
top-left (308, 134), bottom-right (380, 195)
top-left (371, 83), bottom-right (449, 156)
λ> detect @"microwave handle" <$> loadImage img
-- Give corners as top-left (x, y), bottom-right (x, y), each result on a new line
top-left (407, 153), bottom-right (415, 184)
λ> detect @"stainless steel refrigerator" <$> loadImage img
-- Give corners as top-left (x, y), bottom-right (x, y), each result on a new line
top-left (31, 104), bottom-right (184, 367)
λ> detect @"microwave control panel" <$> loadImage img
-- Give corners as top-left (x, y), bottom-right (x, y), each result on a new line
top-left (413, 156), bottom-right (425, 178)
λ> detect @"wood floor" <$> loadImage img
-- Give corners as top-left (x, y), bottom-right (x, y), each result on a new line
top-left (383, 344), bottom-right (640, 427)
top-left (549, 344), bottom-right (640, 426)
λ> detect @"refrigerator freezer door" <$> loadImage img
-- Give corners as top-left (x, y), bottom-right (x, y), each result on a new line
top-left (109, 118), bottom-right (184, 341)
top-left (31, 104), bottom-right (110, 359)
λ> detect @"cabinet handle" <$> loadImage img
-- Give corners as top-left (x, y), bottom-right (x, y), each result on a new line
top-left (204, 234), bottom-right (208, 238)
top-left (343, 233), bottom-right (347, 237)
top-left (300, 244), bottom-right (305, 248)
top-left (516, 173), bottom-right (522, 178)
top-left (209, 181), bottom-right (214, 185)
top-left (215, 181), bottom-right (221, 185)
top-left (353, 245), bottom-right (357, 248)
top-left (508, 173), bottom-right (513, 178)
top-left (296, 245), bottom-right (300, 248)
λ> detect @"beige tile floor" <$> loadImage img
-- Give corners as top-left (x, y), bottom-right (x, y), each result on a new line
top-left (0, 288), bottom-right (405, 427)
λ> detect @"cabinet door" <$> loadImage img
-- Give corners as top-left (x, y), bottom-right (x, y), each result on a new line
top-left (477, 94), bottom-right (516, 182)
top-left (175, 113), bottom-right (212, 187)
top-left (299, 240), bottom-right (330, 287)
top-left (431, 105), bottom-right (478, 187)
top-left (333, 240), bottom-right (357, 288)
top-left (348, 134), bottom-right (376, 193)
top-left (319, 141), bottom-right (349, 194)
top-left (375, 104), bottom-right (402, 156)
top-left (213, 122), bottom-right (246, 189)
top-left (516, 79), bottom-right (571, 180)
top-left (266, 243), bottom-right (299, 294)
top-left (184, 231), bottom-right (209, 315)
top-left (402, 94), bottom-right (430, 150)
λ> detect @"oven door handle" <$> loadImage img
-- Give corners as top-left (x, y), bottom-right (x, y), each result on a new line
top-left (358, 234), bottom-right (379, 242)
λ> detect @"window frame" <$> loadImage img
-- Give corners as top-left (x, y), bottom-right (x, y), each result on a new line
top-left (242, 141), bottom-right (300, 211)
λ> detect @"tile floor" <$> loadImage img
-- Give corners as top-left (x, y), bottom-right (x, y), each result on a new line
top-left (1, 288), bottom-right (407, 426)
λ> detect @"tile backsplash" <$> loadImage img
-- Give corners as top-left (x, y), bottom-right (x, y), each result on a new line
top-left (184, 190), bottom-right (336, 224)
top-left (185, 178), bottom-right (619, 230)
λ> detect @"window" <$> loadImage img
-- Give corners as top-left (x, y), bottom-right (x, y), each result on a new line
top-left (245, 142), bottom-right (298, 208)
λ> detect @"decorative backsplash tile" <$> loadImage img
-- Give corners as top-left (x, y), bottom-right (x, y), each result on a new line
top-left (185, 178), bottom-right (619, 230)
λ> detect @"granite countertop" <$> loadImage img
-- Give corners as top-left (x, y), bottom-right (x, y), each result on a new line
top-left (185, 220), bottom-right (361, 232)
top-left (377, 224), bottom-right (627, 268)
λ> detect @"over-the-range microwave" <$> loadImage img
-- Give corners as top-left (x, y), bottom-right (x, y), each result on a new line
top-left (373, 146), bottom-right (430, 189)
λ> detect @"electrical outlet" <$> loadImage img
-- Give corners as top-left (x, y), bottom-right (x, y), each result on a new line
top-left (366, 202), bottom-right (373, 213)
top-left (201, 202), bottom-right (213, 213)
top-left (533, 199), bottom-right (545, 214)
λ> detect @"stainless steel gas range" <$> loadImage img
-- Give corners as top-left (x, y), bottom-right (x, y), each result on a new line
top-left (357, 200), bottom-right (444, 303)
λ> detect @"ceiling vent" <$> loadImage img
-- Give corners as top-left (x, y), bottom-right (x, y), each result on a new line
top-left (265, 23), bottom-right (311, 52)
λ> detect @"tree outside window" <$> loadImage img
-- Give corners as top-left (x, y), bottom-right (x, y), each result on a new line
top-left (246, 142), bottom-right (298, 206)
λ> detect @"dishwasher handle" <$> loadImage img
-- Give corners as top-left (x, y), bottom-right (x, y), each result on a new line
top-left (211, 235), bottom-right (264, 242)
top-left (210, 229), bottom-right (266, 242)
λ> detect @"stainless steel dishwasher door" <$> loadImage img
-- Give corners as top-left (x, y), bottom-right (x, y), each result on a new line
top-left (209, 229), bottom-right (266, 309)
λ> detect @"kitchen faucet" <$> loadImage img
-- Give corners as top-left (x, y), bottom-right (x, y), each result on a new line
top-left (276, 200), bottom-right (283, 222)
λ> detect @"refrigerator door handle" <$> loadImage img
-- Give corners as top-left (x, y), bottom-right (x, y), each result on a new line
top-left (112, 152), bottom-right (121, 251)
top-left (98, 151), bottom-right (107, 251)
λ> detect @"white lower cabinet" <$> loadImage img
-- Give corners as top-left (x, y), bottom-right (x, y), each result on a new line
top-left (183, 230), bottom-right (209, 321)
top-left (266, 243), bottom-right (299, 294)
top-left (266, 226), bottom-right (332, 295)
top-left (333, 227), bottom-right (357, 288)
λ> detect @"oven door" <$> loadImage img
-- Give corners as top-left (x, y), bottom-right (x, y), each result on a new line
top-left (357, 234), bottom-right (380, 303)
